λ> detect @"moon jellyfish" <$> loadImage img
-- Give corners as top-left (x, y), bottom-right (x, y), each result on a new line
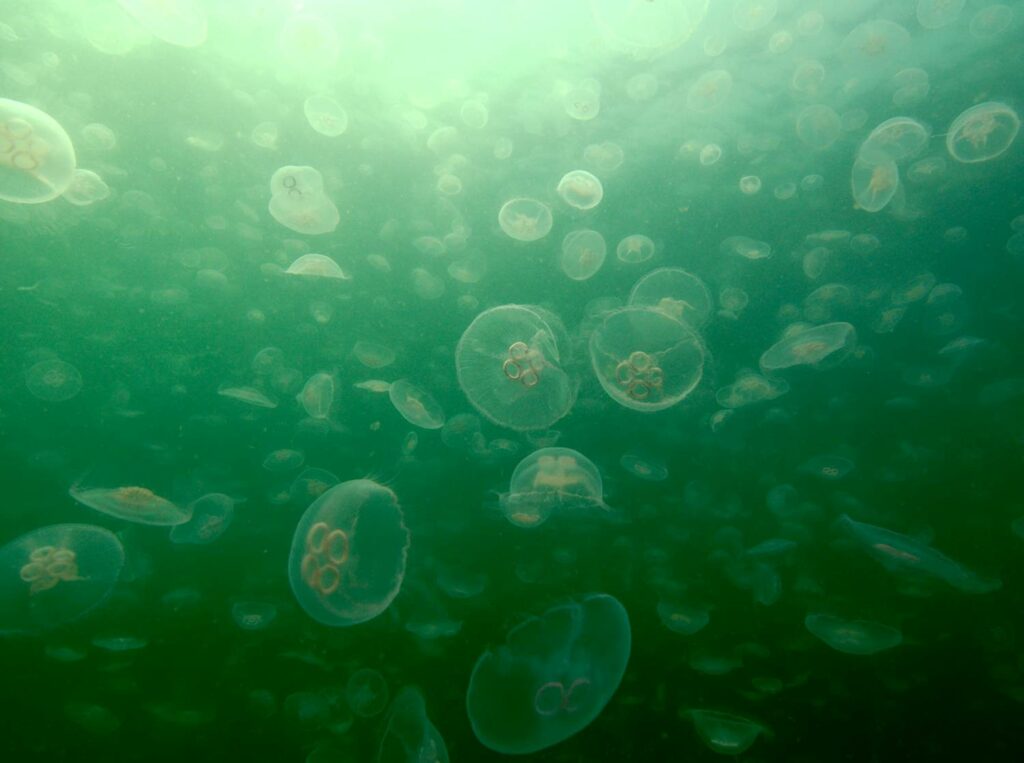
top-left (716, 371), bottom-right (789, 409)
top-left (389, 379), bottom-right (445, 430)
top-left (303, 94), bottom-right (348, 137)
top-left (657, 601), bottom-right (709, 635)
top-left (837, 514), bottom-right (1001, 593)
top-left (916, 0), bottom-right (965, 29)
top-left (628, 268), bottom-right (712, 327)
top-left (25, 359), bottom-right (82, 402)
top-left (288, 480), bottom-right (410, 626)
top-left (682, 709), bottom-right (768, 755)
top-left (285, 254), bottom-right (349, 280)
top-left (804, 613), bottom-right (902, 655)
top-left (0, 524), bottom-right (124, 634)
top-left (946, 102), bottom-right (1020, 163)
top-left (71, 482), bottom-right (191, 526)
top-left (347, 668), bottom-right (389, 717)
top-left (851, 149), bottom-right (899, 212)
top-left (739, 175), bottom-right (761, 195)
top-left (556, 170), bottom-right (603, 211)
top-left (115, 0), bottom-right (207, 47)
top-left (699, 143), bottom-right (722, 166)
top-left (563, 83), bottom-right (601, 121)
top-left (839, 20), bottom-right (911, 71)
top-left (970, 4), bottom-right (1014, 39)
top-left (218, 384), bottom-right (277, 409)
top-left (590, 0), bottom-right (709, 58)
top-left (687, 69), bottom-right (733, 112)
top-left (733, 0), bottom-right (778, 31)
top-left (466, 593), bottom-right (630, 755)
top-left (560, 229), bottom-right (607, 281)
top-left (297, 372), bottom-right (334, 420)
top-left (500, 447), bottom-right (607, 528)
top-left (498, 198), bottom-right (553, 242)
top-left (460, 99), bottom-right (489, 129)
top-left (170, 493), bottom-right (235, 545)
top-left (231, 601), bottom-right (277, 631)
top-left (378, 687), bottom-right (449, 763)
top-left (620, 452), bottom-right (668, 482)
top-left (583, 141), bottom-right (624, 172)
top-left (0, 98), bottom-right (76, 204)
top-left (268, 165), bottom-right (339, 235)
top-left (863, 117), bottom-right (931, 162)
top-left (799, 454), bottom-right (854, 481)
top-left (759, 322), bottom-right (856, 373)
top-left (616, 234), bottom-right (655, 264)
top-left (720, 236), bottom-right (772, 261)
top-left (796, 105), bottom-right (841, 150)
top-left (354, 341), bottom-right (396, 369)
top-left (456, 305), bottom-right (575, 431)
top-left (63, 169), bottom-right (110, 206)
top-left (589, 306), bottom-right (705, 412)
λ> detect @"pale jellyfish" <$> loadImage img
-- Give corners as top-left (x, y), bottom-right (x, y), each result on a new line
top-left (284, 253), bottom-right (350, 279)
top-left (969, 4), bottom-right (1014, 39)
top-left (217, 384), bottom-right (278, 409)
top-left (455, 305), bottom-right (575, 431)
top-left (799, 454), bottom-right (854, 481)
top-left (625, 73), bottom-right (658, 101)
top-left (891, 68), bottom-right (930, 108)
top-left (720, 236), bottom-right (771, 261)
top-left (61, 168), bottom-right (110, 206)
top-left (591, 0), bottom-right (709, 57)
top-left (583, 141), bottom-right (624, 172)
top-left (71, 480), bottom-right (191, 526)
top-left (277, 14), bottom-right (339, 73)
top-left (767, 29), bottom-right (793, 54)
top-left (378, 687), bottom-right (449, 763)
top-left (80, 123), bottom-right (117, 151)
top-left (759, 322), bottom-right (857, 372)
top-left (303, 95), bottom-right (348, 137)
top-left (466, 594), bottom-right (631, 754)
top-left (347, 668), bottom-right (389, 717)
top-left (556, 170), bottom-right (603, 210)
top-left (804, 613), bottom-right (902, 655)
top-left (447, 255), bottom-right (487, 284)
top-left (589, 307), bottom-right (705, 412)
top-left (268, 165), bottom-right (339, 235)
top-left (738, 175), bottom-right (761, 195)
top-left (796, 10), bottom-right (824, 35)
top-left (716, 371), bottom-right (789, 409)
top-left (498, 198), bottom-right (553, 242)
top-left (0, 98), bottom-right (77, 204)
top-left (687, 70), bottom-right (732, 112)
top-left (563, 81), bottom-right (601, 121)
top-left (619, 453), bottom-right (668, 482)
top-left (916, 0), bottom-right (965, 29)
top-left (251, 122), bottom-right (278, 149)
top-left (0, 524), bottom-right (124, 633)
top-left (560, 229), bottom-right (607, 281)
top-left (656, 601), bottom-right (709, 635)
top-left (616, 234), bottom-right (655, 264)
top-left (628, 267), bottom-right (712, 327)
top-left (796, 105), bottom-right (841, 150)
top-left (945, 102), bottom-right (1020, 163)
top-left (851, 150), bottom-right (899, 212)
top-left (862, 117), bottom-right (931, 162)
top-left (699, 143), bottom-right (722, 166)
top-left (389, 379), bottom-right (445, 430)
top-left (290, 467), bottom-right (339, 506)
top-left (169, 493), bottom-right (235, 545)
top-left (288, 480), bottom-right (410, 626)
top-left (231, 601), bottom-right (277, 631)
top-left (262, 449), bottom-right (305, 473)
top-left (353, 341), bottom-right (395, 369)
top-left (838, 20), bottom-right (911, 71)
top-left (411, 268), bottom-right (445, 300)
top-left (732, 0), bottom-right (778, 31)
top-left (25, 359), bottom-right (82, 402)
top-left (297, 372), bottom-right (334, 419)
top-left (115, 0), bottom-right (207, 47)
top-left (500, 447), bottom-right (607, 528)
top-left (460, 99), bottom-right (489, 129)
top-left (683, 710), bottom-right (768, 755)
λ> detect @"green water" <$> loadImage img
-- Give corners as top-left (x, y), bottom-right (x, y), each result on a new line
top-left (2, 1), bottom-right (1024, 760)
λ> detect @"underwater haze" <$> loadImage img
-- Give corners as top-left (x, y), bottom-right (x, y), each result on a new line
top-left (2, 0), bottom-right (1024, 760)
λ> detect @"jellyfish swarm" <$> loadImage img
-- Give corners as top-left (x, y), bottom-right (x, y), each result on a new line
top-left (837, 515), bottom-right (1000, 593)
top-left (288, 480), bottom-right (410, 627)
top-left (456, 305), bottom-right (575, 431)
top-left (804, 613), bottom-right (902, 655)
top-left (0, 98), bottom-right (77, 204)
top-left (466, 593), bottom-right (630, 755)
top-left (0, 524), bottom-right (124, 634)
top-left (378, 687), bottom-right (449, 763)
top-left (759, 322), bottom-right (856, 373)
top-left (71, 483), bottom-right (192, 526)
top-left (268, 165), bottom-right (340, 235)
top-left (589, 306), bottom-right (705, 412)
top-left (500, 447), bottom-right (606, 528)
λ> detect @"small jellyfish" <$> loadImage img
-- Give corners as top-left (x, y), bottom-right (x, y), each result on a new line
top-left (945, 102), bottom-right (1020, 163)
top-left (290, 467), bottom-right (339, 506)
top-left (796, 104), bottom-right (841, 150)
top-left (218, 384), bottom-right (277, 409)
top-left (466, 593), bottom-right (631, 755)
top-left (71, 482), bottom-right (192, 526)
top-left (851, 150), bottom-right (899, 213)
top-left (839, 20), bottom-right (911, 71)
top-left (411, 267), bottom-right (445, 300)
top-left (0, 523), bottom-right (124, 633)
top-left (556, 170), bottom-right (603, 211)
top-left (288, 480), bottom-right (410, 626)
top-left (589, 306), bottom-right (705, 412)
top-left (353, 341), bottom-right (396, 369)
top-left (720, 236), bottom-right (772, 261)
top-left (656, 601), bottom-right (709, 635)
top-left (231, 601), bottom-right (277, 631)
top-left (251, 121), bottom-right (278, 149)
top-left (560, 229), bottom-right (607, 281)
top-left (625, 72), bottom-right (658, 101)
top-left (733, 0), bottom-right (778, 31)
top-left (347, 668), bottom-right (389, 717)
top-left (616, 234), bottom-right (655, 264)
top-left (297, 372), bottom-right (334, 420)
top-left (0, 98), bottom-right (77, 204)
top-left (863, 117), bottom-right (931, 162)
top-left (456, 304), bottom-right (575, 431)
top-left (687, 69), bottom-right (733, 112)
top-left (804, 613), bottom-right (902, 655)
top-left (583, 141), bottom-right (624, 172)
top-left (916, 0), bottom-right (965, 29)
top-left (716, 370), bottom-right (789, 409)
top-left (389, 379), bottom-right (445, 430)
top-left (682, 709), bottom-right (768, 756)
top-left (62, 169), bottom-right (110, 206)
top-left (500, 447), bottom-right (607, 528)
top-left (498, 198), bottom-right (553, 242)
top-left (169, 493), bottom-right (235, 545)
top-left (268, 165), bottom-right (339, 235)
top-left (303, 94), bottom-right (348, 137)
top-left (620, 452), bottom-right (668, 482)
top-left (378, 687), bottom-right (449, 763)
top-left (115, 0), bottom-right (207, 47)
top-left (564, 81), bottom-right (601, 121)
top-left (629, 267), bottom-right (712, 327)
top-left (759, 322), bottom-right (857, 373)
top-left (798, 454), bottom-right (854, 481)
top-left (285, 253), bottom-right (350, 280)
top-left (699, 143), bottom-right (722, 166)
top-left (25, 358), bottom-right (82, 402)
top-left (970, 4), bottom-right (1014, 39)
top-left (738, 175), bottom-right (761, 195)
top-left (460, 99), bottom-right (489, 129)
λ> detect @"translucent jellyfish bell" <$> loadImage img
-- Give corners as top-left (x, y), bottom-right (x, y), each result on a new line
top-left (556, 170), bottom-right (603, 211)
top-left (456, 305), bottom-right (575, 431)
top-left (297, 372), bottom-right (334, 419)
top-left (25, 359), bottom-right (83, 402)
top-left (466, 593), bottom-right (631, 755)
top-left (683, 709), bottom-right (768, 755)
top-left (378, 687), bottom-right (449, 763)
top-left (115, 0), bottom-right (207, 47)
top-left (389, 379), bottom-right (446, 430)
top-left (804, 613), bottom-right (902, 655)
top-left (946, 102), bottom-right (1020, 163)
top-left (288, 480), bottom-right (410, 626)
top-left (851, 149), bottom-right (899, 212)
top-left (0, 98), bottom-right (77, 204)
top-left (500, 447), bottom-right (607, 528)
top-left (759, 322), bottom-right (856, 373)
top-left (268, 165), bottom-right (339, 235)
top-left (169, 493), bottom-right (234, 545)
top-left (0, 523), bottom-right (124, 634)
top-left (71, 482), bottom-right (192, 526)
top-left (303, 94), bottom-right (348, 137)
top-left (347, 668), bottom-right (390, 717)
top-left (560, 229), bottom-right (607, 281)
top-left (498, 197), bottom-right (553, 242)
top-left (592, 0), bottom-right (709, 58)
top-left (628, 267), bottom-right (712, 327)
top-left (616, 234), bottom-right (655, 264)
top-left (589, 306), bottom-right (705, 412)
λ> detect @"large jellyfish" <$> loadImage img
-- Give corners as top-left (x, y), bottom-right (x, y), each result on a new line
top-left (0, 524), bottom-right (124, 634)
top-left (500, 447), bottom-right (607, 528)
top-left (0, 98), bottom-right (76, 204)
top-left (466, 593), bottom-right (631, 755)
top-left (456, 305), bottom-right (575, 431)
top-left (288, 480), bottom-right (410, 626)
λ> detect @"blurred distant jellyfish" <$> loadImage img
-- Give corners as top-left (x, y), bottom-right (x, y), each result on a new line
top-left (798, 454), bottom-right (854, 481)
top-left (945, 102), bottom-right (1020, 163)
top-left (303, 94), bottom-right (348, 137)
top-left (285, 253), bottom-right (350, 280)
top-left (796, 104), bottom-right (841, 150)
top-left (500, 447), bottom-right (607, 528)
top-left (720, 236), bottom-right (772, 261)
top-left (268, 165), bottom-right (340, 235)
top-left (0, 98), bottom-right (77, 204)
top-left (389, 379), bottom-right (445, 430)
top-left (297, 372), bottom-right (334, 420)
top-left (0, 524), bottom-right (124, 634)
top-left (26, 359), bottom-right (83, 402)
top-left (687, 69), bottom-right (733, 112)
top-left (498, 198), bottom-right (553, 242)
top-left (583, 141), bottom-right (624, 172)
top-left (231, 601), bottom-right (277, 631)
top-left (656, 601), bottom-right (710, 635)
top-left (71, 481), bottom-right (192, 526)
top-left (218, 384), bottom-right (278, 409)
top-left (620, 452), bottom-right (668, 482)
top-left (353, 341), bottom-right (396, 369)
top-left (115, 0), bottom-right (207, 47)
top-left (347, 668), bottom-right (389, 717)
top-left (62, 169), bottom-right (111, 206)
top-left (716, 370), bottom-right (789, 409)
top-left (916, 0), bottom-right (965, 29)
top-left (804, 613), bottom-right (902, 655)
top-left (759, 322), bottom-right (856, 373)
top-left (288, 480), bottom-right (410, 626)
top-left (851, 150), bottom-right (899, 212)
top-left (628, 267), bottom-right (712, 326)
top-left (378, 687), bottom-right (449, 763)
top-left (589, 306), bottom-right (705, 412)
top-left (733, 0), bottom-right (778, 31)
top-left (170, 493), bottom-right (235, 545)
top-left (466, 593), bottom-right (631, 754)
top-left (682, 709), bottom-right (768, 755)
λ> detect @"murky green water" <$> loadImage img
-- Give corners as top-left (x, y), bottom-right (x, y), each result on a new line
top-left (2, 1), bottom-right (1024, 761)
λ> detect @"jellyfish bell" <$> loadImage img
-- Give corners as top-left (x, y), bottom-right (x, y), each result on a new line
top-left (0, 523), bottom-right (124, 634)
top-left (759, 322), bottom-right (857, 373)
top-left (288, 479), bottom-right (410, 627)
top-left (560, 229), bottom-right (607, 281)
top-left (851, 147), bottom-right (900, 212)
top-left (946, 101), bottom-right (1020, 163)
top-left (628, 267), bottom-right (712, 327)
top-left (25, 359), bottom-right (83, 402)
top-left (70, 482), bottom-right (192, 526)
top-left (169, 493), bottom-right (235, 545)
top-left (389, 379), bottom-right (445, 430)
top-left (556, 170), bottom-right (604, 211)
top-left (589, 306), bottom-right (705, 412)
top-left (500, 447), bottom-right (607, 528)
top-left (378, 687), bottom-right (449, 763)
top-left (590, 0), bottom-right (709, 58)
top-left (466, 593), bottom-right (631, 755)
top-left (346, 668), bottom-right (389, 717)
top-left (0, 98), bottom-right (77, 204)
top-left (682, 709), bottom-right (768, 756)
top-left (498, 197), bottom-right (553, 242)
top-left (804, 613), bottom-right (902, 655)
top-left (303, 94), bottom-right (348, 137)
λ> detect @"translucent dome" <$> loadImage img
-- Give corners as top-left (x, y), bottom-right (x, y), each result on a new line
top-left (0, 98), bottom-right (76, 204)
